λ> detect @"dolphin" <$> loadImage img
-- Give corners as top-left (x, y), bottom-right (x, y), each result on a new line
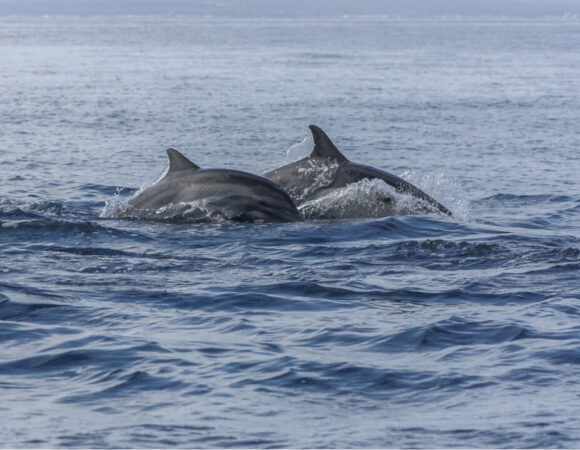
top-left (111, 148), bottom-right (302, 223)
top-left (264, 125), bottom-right (452, 217)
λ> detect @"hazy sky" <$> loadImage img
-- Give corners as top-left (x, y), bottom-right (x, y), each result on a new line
top-left (0, 0), bottom-right (579, 16)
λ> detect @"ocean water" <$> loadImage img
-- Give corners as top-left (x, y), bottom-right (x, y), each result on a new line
top-left (1, 15), bottom-right (580, 448)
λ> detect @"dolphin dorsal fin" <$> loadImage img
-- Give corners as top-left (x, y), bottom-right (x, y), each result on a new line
top-left (308, 125), bottom-right (349, 163)
top-left (166, 148), bottom-right (200, 173)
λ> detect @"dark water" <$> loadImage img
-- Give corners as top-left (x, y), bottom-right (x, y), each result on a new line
top-left (1, 16), bottom-right (580, 448)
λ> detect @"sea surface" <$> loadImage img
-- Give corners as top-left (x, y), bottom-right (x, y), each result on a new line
top-left (1, 15), bottom-right (579, 448)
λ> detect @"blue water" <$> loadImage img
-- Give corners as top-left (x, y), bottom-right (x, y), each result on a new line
top-left (1, 16), bottom-right (580, 448)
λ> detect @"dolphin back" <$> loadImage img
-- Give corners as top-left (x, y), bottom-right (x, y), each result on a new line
top-left (265, 125), bottom-right (453, 217)
top-left (112, 149), bottom-right (301, 223)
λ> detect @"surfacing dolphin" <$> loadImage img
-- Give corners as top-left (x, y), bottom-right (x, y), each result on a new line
top-left (111, 148), bottom-right (302, 223)
top-left (264, 125), bottom-right (452, 217)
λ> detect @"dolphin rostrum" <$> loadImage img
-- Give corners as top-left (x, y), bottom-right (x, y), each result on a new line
top-left (264, 125), bottom-right (452, 217)
top-left (111, 148), bottom-right (302, 223)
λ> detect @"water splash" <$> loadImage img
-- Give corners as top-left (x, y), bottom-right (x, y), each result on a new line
top-left (400, 170), bottom-right (471, 220)
top-left (299, 178), bottom-right (448, 220)
top-left (100, 166), bottom-right (167, 219)
top-left (285, 133), bottom-right (312, 162)
top-left (99, 187), bottom-right (133, 219)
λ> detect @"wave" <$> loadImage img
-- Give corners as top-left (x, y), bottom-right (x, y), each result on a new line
top-left (0, 197), bottom-right (66, 218)
top-left (365, 318), bottom-right (529, 353)
top-left (0, 217), bottom-right (142, 241)
top-left (477, 193), bottom-right (575, 204)
top-left (0, 297), bottom-right (65, 321)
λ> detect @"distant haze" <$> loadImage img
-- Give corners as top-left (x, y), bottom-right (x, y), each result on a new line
top-left (0, 0), bottom-right (579, 16)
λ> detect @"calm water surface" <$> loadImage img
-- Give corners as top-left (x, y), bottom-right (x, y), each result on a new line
top-left (1, 16), bottom-right (579, 448)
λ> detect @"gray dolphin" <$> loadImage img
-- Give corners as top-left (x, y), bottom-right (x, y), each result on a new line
top-left (264, 125), bottom-right (452, 217)
top-left (112, 148), bottom-right (302, 223)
